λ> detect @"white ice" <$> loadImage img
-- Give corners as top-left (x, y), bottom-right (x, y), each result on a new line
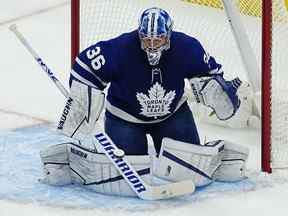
top-left (1, 1), bottom-right (288, 216)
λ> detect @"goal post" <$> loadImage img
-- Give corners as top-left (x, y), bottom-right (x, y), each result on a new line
top-left (262, 0), bottom-right (288, 172)
top-left (71, 0), bottom-right (79, 66)
top-left (70, 0), bottom-right (288, 173)
top-left (262, 0), bottom-right (272, 173)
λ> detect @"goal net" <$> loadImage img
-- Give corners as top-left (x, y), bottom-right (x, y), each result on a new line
top-left (71, 0), bottom-right (288, 172)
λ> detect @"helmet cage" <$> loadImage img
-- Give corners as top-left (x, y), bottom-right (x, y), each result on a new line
top-left (139, 33), bottom-right (169, 52)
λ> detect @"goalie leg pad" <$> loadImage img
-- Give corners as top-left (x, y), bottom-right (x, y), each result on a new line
top-left (154, 138), bottom-right (224, 187)
top-left (40, 143), bottom-right (72, 186)
top-left (67, 144), bottom-right (151, 197)
top-left (40, 143), bottom-right (152, 197)
top-left (213, 141), bottom-right (249, 182)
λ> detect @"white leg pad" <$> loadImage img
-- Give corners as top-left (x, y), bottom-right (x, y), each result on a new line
top-left (68, 144), bottom-right (151, 197)
top-left (40, 143), bottom-right (72, 186)
top-left (154, 138), bottom-right (224, 187)
top-left (213, 141), bottom-right (249, 182)
top-left (40, 142), bottom-right (152, 197)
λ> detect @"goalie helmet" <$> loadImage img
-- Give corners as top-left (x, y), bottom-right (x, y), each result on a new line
top-left (138, 7), bottom-right (173, 66)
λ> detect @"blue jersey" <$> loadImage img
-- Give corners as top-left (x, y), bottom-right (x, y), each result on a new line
top-left (70, 30), bottom-right (222, 123)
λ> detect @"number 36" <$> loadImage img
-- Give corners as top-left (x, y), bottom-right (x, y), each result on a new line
top-left (86, 47), bottom-right (105, 70)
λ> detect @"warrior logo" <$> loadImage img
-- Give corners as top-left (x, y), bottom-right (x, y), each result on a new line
top-left (136, 82), bottom-right (176, 117)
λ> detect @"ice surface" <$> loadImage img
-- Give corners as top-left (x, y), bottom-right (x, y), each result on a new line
top-left (0, 124), bottom-right (257, 209)
top-left (0, 124), bottom-right (288, 216)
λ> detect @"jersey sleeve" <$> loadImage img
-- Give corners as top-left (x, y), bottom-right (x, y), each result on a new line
top-left (186, 38), bottom-right (223, 79)
top-left (69, 41), bottom-right (115, 90)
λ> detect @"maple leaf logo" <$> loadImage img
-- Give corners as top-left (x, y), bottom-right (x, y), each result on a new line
top-left (136, 82), bottom-right (176, 117)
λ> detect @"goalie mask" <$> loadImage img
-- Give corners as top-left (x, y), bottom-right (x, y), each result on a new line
top-left (138, 7), bottom-right (173, 66)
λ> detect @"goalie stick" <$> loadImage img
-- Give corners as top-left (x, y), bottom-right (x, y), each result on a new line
top-left (9, 24), bottom-right (195, 200)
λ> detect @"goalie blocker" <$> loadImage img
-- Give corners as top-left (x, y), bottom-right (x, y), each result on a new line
top-left (57, 79), bottom-right (105, 140)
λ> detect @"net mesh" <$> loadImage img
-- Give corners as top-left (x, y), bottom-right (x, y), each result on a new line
top-left (271, 0), bottom-right (288, 168)
top-left (77, 0), bottom-right (288, 168)
top-left (79, 0), bottom-right (262, 81)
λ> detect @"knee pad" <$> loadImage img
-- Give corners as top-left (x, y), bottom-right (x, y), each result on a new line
top-left (154, 138), bottom-right (224, 187)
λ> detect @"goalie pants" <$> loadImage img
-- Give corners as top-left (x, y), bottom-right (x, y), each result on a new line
top-left (104, 102), bottom-right (200, 155)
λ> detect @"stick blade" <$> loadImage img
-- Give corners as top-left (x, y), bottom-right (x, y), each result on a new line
top-left (141, 180), bottom-right (195, 200)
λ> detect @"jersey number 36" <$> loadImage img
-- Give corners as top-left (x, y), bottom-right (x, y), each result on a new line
top-left (86, 47), bottom-right (105, 71)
